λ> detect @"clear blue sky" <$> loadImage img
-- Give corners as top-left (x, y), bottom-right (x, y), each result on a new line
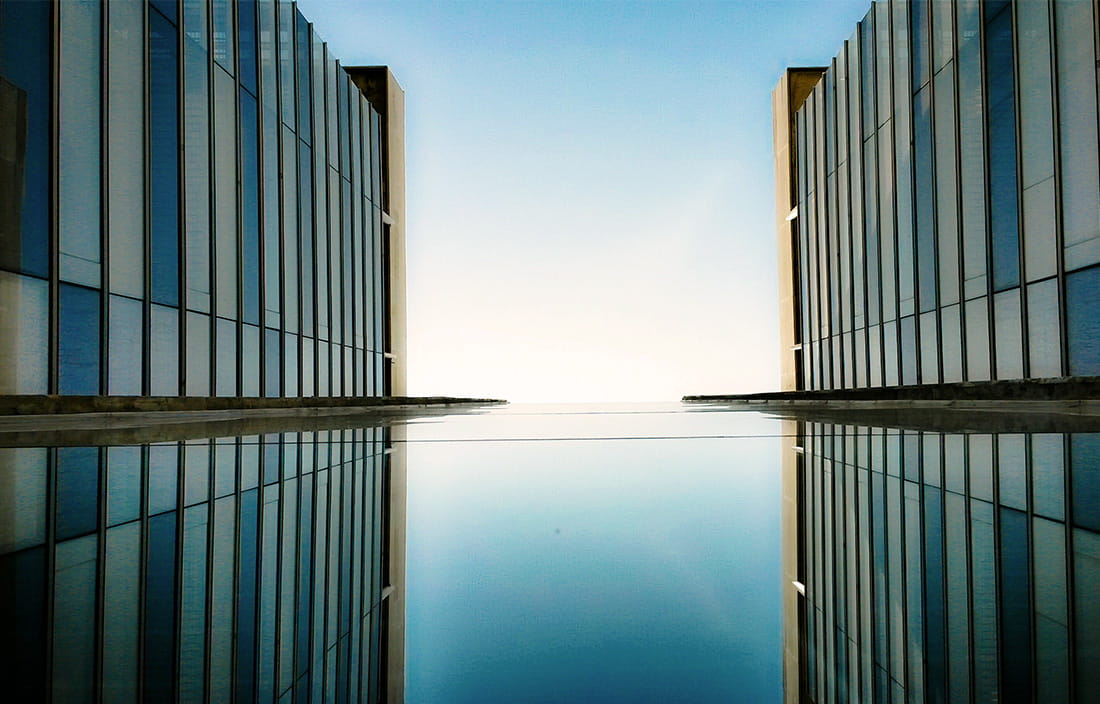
top-left (297, 0), bottom-right (872, 401)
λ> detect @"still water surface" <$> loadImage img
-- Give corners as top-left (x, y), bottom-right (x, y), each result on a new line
top-left (3, 402), bottom-right (1098, 703)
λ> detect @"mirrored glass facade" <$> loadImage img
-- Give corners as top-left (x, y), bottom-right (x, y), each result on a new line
top-left (786, 419), bottom-right (1100, 703)
top-left (776, 0), bottom-right (1100, 391)
top-left (0, 0), bottom-right (403, 399)
top-left (0, 427), bottom-right (399, 703)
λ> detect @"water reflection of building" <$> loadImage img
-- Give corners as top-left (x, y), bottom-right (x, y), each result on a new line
top-left (783, 417), bottom-right (1100, 703)
top-left (0, 424), bottom-right (406, 703)
top-left (0, 0), bottom-right (406, 400)
top-left (775, 0), bottom-right (1100, 392)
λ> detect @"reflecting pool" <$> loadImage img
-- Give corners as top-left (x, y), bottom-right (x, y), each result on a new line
top-left (1, 402), bottom-right (1099, 703)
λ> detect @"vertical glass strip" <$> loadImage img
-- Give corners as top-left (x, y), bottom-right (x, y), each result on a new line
top-left (238, 0), bottom-right (257, 94)
top-left (183, 0), bottom-right (211, 313)
top-left (283, 126), bottom-right (300, 333)
top-left (108, 295), bottom-right (143, 395)
top-left (214, 68), bottom-right (238, 318)
top-left (0, 272), bottom-right (49, 393)
top-left (103, 523), bottom-right (141, 704)
top-left (958, 0), bottom-right (988, 299)
top-left (241, 90), bottom-right (261, 324)
top-left (60, 284), bottom-right (101, 395)
top-left (59, 0), bottom-right (102, 289)
top-left (150, 7), bottom-right (180, 307)
top-left (108, 0), bottom-right (145, 299)
top-left (985, 2), bottom-right (1020, 290)
top-left (52, 536), bottom-right (98, 702)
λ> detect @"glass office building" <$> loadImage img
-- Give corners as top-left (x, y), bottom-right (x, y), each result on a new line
top-left (784, 419), bottom-right (1100, 703)
top-left (0, 0), bottom-right (406, 400)
top-left (774, 0), bottom-right (1100, 392)
top-left (0, 424), bottom-right (404, 703)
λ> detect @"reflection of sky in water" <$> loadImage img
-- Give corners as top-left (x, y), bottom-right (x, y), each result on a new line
top-left (406, 406), bottom-right (784, 703)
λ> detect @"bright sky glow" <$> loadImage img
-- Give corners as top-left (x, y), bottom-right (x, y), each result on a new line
top-left (297, 0), bottom-right (872, 402)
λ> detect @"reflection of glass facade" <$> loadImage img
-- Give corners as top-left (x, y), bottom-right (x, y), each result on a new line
top-left (0, 429), bottom-right (396, 702)
top-left (0, 0), bottom-right (398, 398)
top-left (777, 0), bottom-right (1100, 391)
top-left (788, 421), bottom-right (1100, 703)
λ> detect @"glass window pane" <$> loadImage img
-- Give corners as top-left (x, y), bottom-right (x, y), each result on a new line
top-left (103, 522), bottom-right (141, 704)
top-left (919, 311), bottom-right (938, 384)
top-left (265, 328), bottom-right (281, 397)
top-left (296, 11), bottom-right (312, 139)
top-left (0, 271), bottom-right (48, 394)
top-left (965, 296), bottom-right (991, 381)
top-left (184, 441), bottom-right (210, 506)
top-left (284, 333), bottom-right (299, 397)
top-left (985, 4), bottom-right (1020, 290)
top-left (143, 512), bottom-right (177, 700)
top-left (150, 9), bottom-right (179, 307)
top-left (934, 71), bottom-right (959, 306)
top-left (184, 2), bottom-right (211, 313)
top-left (0, 448), bottom-right (47, 554)
top-left (0, 0), bottom-right (50, 277)
top-left (185, 311), bottom-right (211, 396)
top-left (942, 304), bottom-right (962, 382)
top-left (278, 0), bottom-right (296, 130)
top-left (302, 338), bottom-right (314, 396)
top-left (1024, 176), bottom-right (1058, 282)
top-left (212, 0), bottom-right (235, 71)
top-left (243, 323), bottom-right (260, 397)
top-left (958, 0), bottom-right (987, 299)
top-left (1032, 434), bottom-right (1065, 521)
top-left (1055, 0), bottom-right (1100, 270)
top-left (994, 288), bottom-right (1023, 380)
top-left (106, 446), bottom-right (141, 527)
top-left (52, 535), bottom-right (98, 702)
top-left (238, 0), bottom-right (257, 93)
top-left (59, 0), bottom-right (102, 289)
top-left (108, 295), bottom-right (142, 396)
top-left (108, 0), bottom-right (145, 299)
top-left (998, 434), bottom-right (1027, 510)
top-left (216, 317), bottom-right (237, 397)
top-left (300, 142), bottom-right (314, 337)
top-left (180, 505), bottom-right (208, 702)
top-left (215, 68), bottom-right (238, 318)
top-left (1032, 516), bottom-right (1068, 703)
top-left (242, 90), bottom-right (261, 325)
top-left (1027, 279), bottom-right (1062, 378)
top-left (1066, 267), bottom-right (1100, 376)
top-left (61, 284), bottom-right (102, 395)
top-left (150, 304), bottom-right (180, 396)
top-left (148, 444), bottom-right (178, 516)
top-left (283, 125), bottom-right (299, 333)
top-left (209, 497), bottom-right (236, 701)
top-left (56, 447), bottom-right (100, 541)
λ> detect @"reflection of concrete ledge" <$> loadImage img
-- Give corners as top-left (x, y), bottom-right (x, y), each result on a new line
top-left (0, 396), bottom-right (506, 446)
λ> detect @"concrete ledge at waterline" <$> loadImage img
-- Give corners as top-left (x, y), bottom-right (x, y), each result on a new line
top-left (0, 394), bottom-right (507, 416)
top-left (682, 377), bottom-right (1100, 404)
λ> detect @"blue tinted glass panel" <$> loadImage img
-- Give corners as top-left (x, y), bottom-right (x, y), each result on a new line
top-left (60, 285), bottom-right (101, 395)
top-left (910, 0), bottom-right (929, 90)
top-left (148, 445), bottom-right (178, 516)
top-left (151, 9), bottom-right (180, 307)
top-left (278, 0), bottom-right (296, 129)
top-left (212, 0), bottom-right (234, 71)
top-left (214, 67), bottom-right (238, 318)
top-left (56, 447), bottom-right (99, 540)
top-left (108, 295), bottom-right (143, 396)
top-left (1066, 267), bottom-right (1100, 376)
top-left (0, 0), bottom-right (50, 277)
top-left (1071, 434), bottom-right (1100, 532)
top-left (986, 4), bottom-right (1020, 290)
top-left (183, 14), bottom-right (211, 313)
top-left (150, 304), bottom-right (180, 396)
top-left (0, 272), bottom-right (48, 393)
top-left (238, 0), bottom-right (257, 94)
top-left (151, 0), bottom-right (177, 25)
top-left (144, 511), bottom-right (177, 700)
top-left (241, 89), bottom-right (261, 324)
top-left (914, 86), bottom-right (936, 313)
top-left (285, 333), bottom-right (299, 397)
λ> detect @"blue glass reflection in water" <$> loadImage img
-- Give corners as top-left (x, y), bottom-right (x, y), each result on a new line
top-left (56, 447), bottom-right (99, 541)
top-left (145, 511), bottom-right (177, 701)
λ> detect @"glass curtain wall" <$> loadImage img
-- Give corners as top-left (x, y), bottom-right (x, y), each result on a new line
top-left (796, 422), bottom-right (1099, 703)
top-left (0, 430), bottom-right (393, 702)
top-left (793, 0), bottom-right (1100, 390)
top-left (0, 0), bottom-right (390, 398)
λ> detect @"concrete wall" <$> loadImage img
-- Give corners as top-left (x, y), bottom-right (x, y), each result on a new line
top-left (773, 68), bottom-right (825, 391)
